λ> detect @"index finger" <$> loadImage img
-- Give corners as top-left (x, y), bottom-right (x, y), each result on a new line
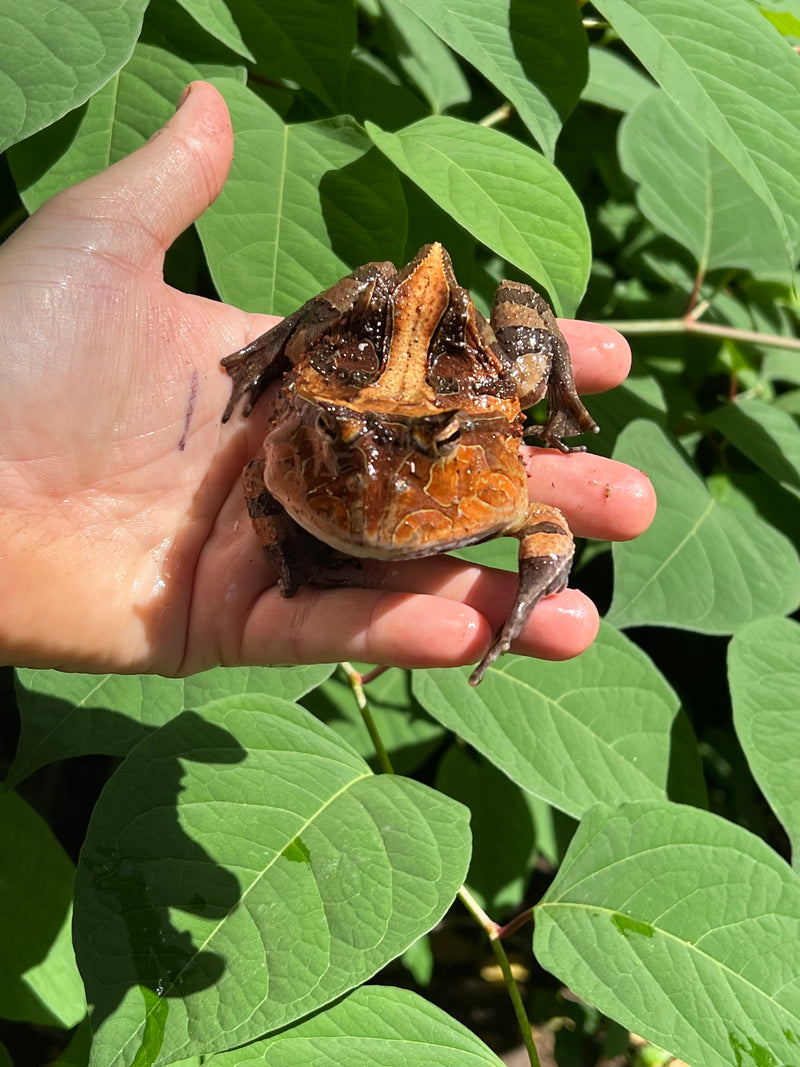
top-left (559, 320), bottom-right (631, 395)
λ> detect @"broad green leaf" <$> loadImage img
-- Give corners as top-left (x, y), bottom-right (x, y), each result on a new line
top-left (367, 116), bottom-right (590, 315)
top-left (0, 790), bottom-right (86, 1028)
top-left (535, 800), bottom-right (800, 1067)
top-left (75, 696), bottom-right (470, 1065)
top-left (9, 45), bottom-right (203, 213)
top-left (344, 52), bottom-right (429, 130)
top-left (390, 0), bottom-right (587, 158)
top-left (210, 985), bottom-right (505, 1065)
top-left (0, 0), bottom-right (148, 153)
top-left (583, 46), bottom-right (654, 112)
top-left (381, 2), bottom-right (470, 113)
top-left (0, 1045), bottom-right (10, 1067)
top-left (173, 0), bottom-right (254, 60)
top-left (729, 616), bottom-right (800, 863)
top-left (9, 663), bottom-right (333, 787)
top-left (197, 80), bottom-right (407, 316)
top-left (226, 0), bottom-right (355, 112)
top-left (707, 395), bottom-right (800, 507)
top-left (413, 622), bottom-right (702, 819)
top-left (592, 0), bottom-right (800, 263)
top-left (607, 420), bottom-right (800, 631)
top-left (619, 90), bottom-right (789, 275)
top-left (436, 746), bottom-right (539, 912)
top-left (301, 667), bottom-right (445, 774)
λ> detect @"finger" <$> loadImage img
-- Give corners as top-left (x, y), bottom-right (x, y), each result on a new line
top-left (559, 320), bottom-right (631, 394)
top-left (521, 449), bottom-right (657, 541)
top-left (51, 81), bottom-right (233, 268)
top-left (236, 580), bottom-right (597, 673)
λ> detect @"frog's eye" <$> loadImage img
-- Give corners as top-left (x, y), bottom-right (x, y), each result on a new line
top-left (411, 411), bottom-right (462, 457)
top-left (433, 418), bottom-right (462, 457)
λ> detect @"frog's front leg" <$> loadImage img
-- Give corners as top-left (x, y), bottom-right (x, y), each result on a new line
top-left (491, 282), bottom-right (598, 451)
top-left (222, 261), bottom-right (396, 422)
top-left (242, 460), bottom-right (361, 596)
top-left (469, 503), bottom-right (574, 686)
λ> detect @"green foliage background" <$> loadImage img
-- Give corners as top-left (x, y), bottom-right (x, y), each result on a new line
top-left (2, 1), bottom-right (800, 1065)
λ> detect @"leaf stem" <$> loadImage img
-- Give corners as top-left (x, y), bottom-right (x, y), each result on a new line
top-left (340, 662), bottom-right (395, 775)
top-left (458, 887), bottom-right (541, 1067)
top-left (479, 103), bottom-right (513, 128)
top-left (604, 317), bottom-right (800, 352)
top-left (496, 906), bottom-right (535, 940)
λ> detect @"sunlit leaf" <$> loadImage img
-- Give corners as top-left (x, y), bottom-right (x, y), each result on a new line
top-left (367, 115), bottom-right (590, 314)
top-left (607, 420), bottom-right (800, 631)
top-left (619, 90), bottom-right (789, 274)
top-left (413, 622), bottom-right (701, 818)
top-left (211, 985), bottom-right (506, 1065)
top-left (0, 0), bottom-right (148, 152)
top-left (536, 800), bottom-right (800, 1067)
top-left (593, 0), bottom-right (800, 263)
top-left (390, 0), bottom-right (587, 158)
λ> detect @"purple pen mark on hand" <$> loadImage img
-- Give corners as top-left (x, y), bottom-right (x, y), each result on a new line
top-left (178, 368), bottom-right (199, 452)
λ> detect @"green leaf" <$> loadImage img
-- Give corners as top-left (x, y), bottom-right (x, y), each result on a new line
top-left (729, 616), bottom-right (800, 863)
top-left (380, 2), bottom-right (470, 113)
top-left (607, 420), bottom-right (800, 631)
top-left (367, 116), bottom-right (590, 315)
top-left (74, 696), bottom-right (470, 1064)
top-left (197, 80), bottom-right (407, 316)
top-left (173, 0), bottom-right (254, 60)
top-left (210, 985), bottom-right (505, 1065)
top-left (0, 0), bottom-right (148, 153)
top-left (707, 395), bottom-right (800, 506)
top-left (583, 46), bottom-right (654, 112)
top-left (8, 44), bottom-right (205, 213)
top-left (619, 90), bottom-right (789, 275)
top-left (592, 0), bottom-right (800, 264)
top-left (0, 790), bottom-right (86, 1028)
top-left (535, 800), bottom-right (800, 1067)
top-left (436, 746), bottom-right (539, 912)
top-left (390, 0), bottom-right (587, 158)
top-left (413, 622), bottom-right (700, 819)
top-left (226, 0), bottom-right (356, 111)
top-left (9, 663), bottom-right (333, 787)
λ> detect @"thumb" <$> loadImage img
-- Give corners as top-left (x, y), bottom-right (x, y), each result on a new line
top-left (53, 81), bottom-right (233, 268)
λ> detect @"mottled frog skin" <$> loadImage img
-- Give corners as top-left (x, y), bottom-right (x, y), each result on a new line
top-left (222, 243), bottom-right (597, 684)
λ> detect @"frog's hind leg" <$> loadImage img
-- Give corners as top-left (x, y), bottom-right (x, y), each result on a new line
top-left (242, 460), bottom-right (361, 597)
top-left (469, 504), bottom-right (574, 685)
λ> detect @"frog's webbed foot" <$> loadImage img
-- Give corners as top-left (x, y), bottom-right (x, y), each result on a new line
top-left (469, 504), bottom-right (574, 685)
top-left (221, 311), bottom-right (305, 422)
top-left (491, 281), bottom-right (598, 453)
top-left (243, 461), bottom-right (362, 596)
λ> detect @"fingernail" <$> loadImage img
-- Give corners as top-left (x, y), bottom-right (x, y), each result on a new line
top-left (176, 83), bottom-right (193, 110)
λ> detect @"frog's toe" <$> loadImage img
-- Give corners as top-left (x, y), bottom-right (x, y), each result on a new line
top-left (469, 516), bottom-right (574, 684)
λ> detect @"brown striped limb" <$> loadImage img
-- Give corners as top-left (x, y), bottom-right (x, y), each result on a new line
top-left (469, 505), bottom-right (574, 685)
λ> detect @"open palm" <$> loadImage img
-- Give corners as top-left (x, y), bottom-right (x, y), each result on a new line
top-left (0, 82), bottom-right (654, 677)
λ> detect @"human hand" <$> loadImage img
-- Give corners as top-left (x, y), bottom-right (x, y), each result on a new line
top-left (0, 81), bottom-right (654, 677)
